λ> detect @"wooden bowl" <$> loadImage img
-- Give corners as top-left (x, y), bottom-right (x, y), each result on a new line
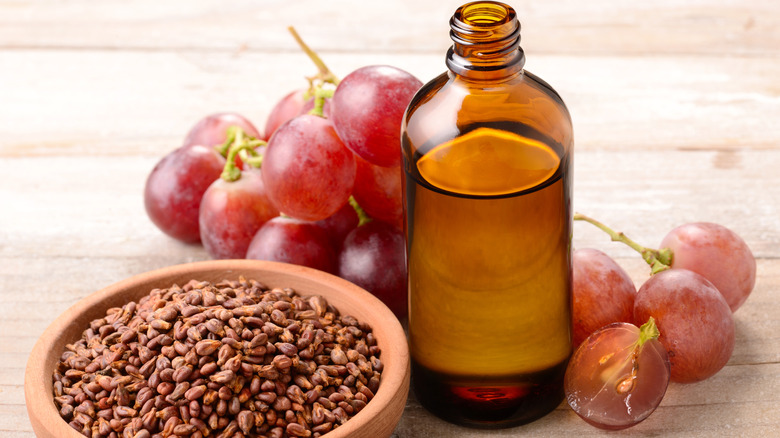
top-left (25, 259), bottom-right (410, 438)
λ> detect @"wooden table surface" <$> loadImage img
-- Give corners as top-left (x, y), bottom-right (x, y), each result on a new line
top-left (2, 0), bottom-right (779, 436)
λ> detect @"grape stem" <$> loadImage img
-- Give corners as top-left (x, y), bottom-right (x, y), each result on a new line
top-left (638, 317), bottom-right (661, 347)
top-left (288, 26), bottom-right (340, 88)
top-left (214, 126), bottom-right (238, 158)
top-left (219, 126), bottom-right (267, 182)
top-left (348, 196), bottom-right (373, 227)
top-left (308, 87), bottom-right (334, 118)
top-left (573, 212), bottom-right (673, 274)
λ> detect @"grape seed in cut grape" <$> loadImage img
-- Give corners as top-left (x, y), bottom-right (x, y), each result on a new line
top-left (565, 319), bottom-right (670, 430)
top-left (143, 144), bottom-right (225, 243)
top-left (262, 114), bottom-right (356, 221)
top-left (633, 269), bottom-right (735, 383)
top-left (572, 248), bottom-right (636, 347)
top-left (198, 168), bottom-right (279, 260)
top-left (660, 222), bottom-right (756, 312)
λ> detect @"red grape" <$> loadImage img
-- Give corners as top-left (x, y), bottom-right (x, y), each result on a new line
top-left (565, 319), bottom-right (670, 430)
top-left (352, 156), bottom-right (403, 227)
top-left (660, 222), bottom-right (756, 312)
top-left (261, 114), bottom-right (356, 221)
top-left (263, 89), bottom-right (306, 141)
top-left (312, 202), bottom-right (359, 249)
top-left (198, 168), bottom-right (279, 260)
top-left (633, 269), bottom-right (735, 383)
top-left (338, 221), bottom-right (407, 318)
top-left (331, 65), bottom-right (422, 167)
top-left (572, 248), bottom-right (636, 347)
top-left (245, 216), bottom-right (336, 274)
top-left (183, 112), bottom-right (262, 148)
top-left (144, 144), bottom-right (225, 243)
top-left (263, 89), bottom-right (330, 142)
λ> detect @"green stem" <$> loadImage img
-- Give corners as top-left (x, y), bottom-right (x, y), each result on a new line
top-left (638, 317), bottom-right (661, 347)
top-left (349, 196), bottom-right (373, 227)
top-left (238, 149), bottom-right (264, 168)
top-left (288, 26), bottom-right (340, 86)
top-left (309, 87), bottom-right (334, 118)
top-left (573, 212), bottom-right (673, 274)
top-left (215, 125), bottom-right (239, 158)
top-left (220, 129), bottom-right (267, 182)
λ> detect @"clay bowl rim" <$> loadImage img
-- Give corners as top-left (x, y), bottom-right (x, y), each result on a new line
top-left (25, 259), bottom-right (410, 438)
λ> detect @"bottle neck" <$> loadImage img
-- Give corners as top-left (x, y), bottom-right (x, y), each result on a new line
top-left (446, 1), bottom-right (525, 81)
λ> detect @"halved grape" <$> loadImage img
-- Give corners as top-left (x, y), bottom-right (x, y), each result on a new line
top-left (565, 319), bottom-right (670, 430)
top-left (572, 248), bottom-right (636, 347)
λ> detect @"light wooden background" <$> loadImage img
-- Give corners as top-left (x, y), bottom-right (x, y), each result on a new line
top-left (2, 0), bottom-right (779, 436)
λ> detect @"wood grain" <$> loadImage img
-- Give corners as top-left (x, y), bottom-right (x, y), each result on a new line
top-left (3, 50), bottom-right (779, 156)
top-left (1, 0), bottom-right (778, 56)
top-left (2, 0), bottom-right (778, 436)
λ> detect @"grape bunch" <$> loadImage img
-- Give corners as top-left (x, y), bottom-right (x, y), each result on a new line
top-left (565, 213), bottom-right (756, 429)
top-left (143, 29), bottom-right (421, 319)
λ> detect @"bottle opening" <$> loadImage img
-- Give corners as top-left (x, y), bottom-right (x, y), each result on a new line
top-left (447, 1), bottom-right (523, 79)
top-left (460, 2), bottom-right (513, 27)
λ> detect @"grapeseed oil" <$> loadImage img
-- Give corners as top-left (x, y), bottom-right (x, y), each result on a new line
top-left (401, 1), bottom-right (574, 428)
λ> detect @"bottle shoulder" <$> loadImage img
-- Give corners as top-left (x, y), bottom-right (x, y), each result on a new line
top-left (403, 70), bottom-right (573, 151)
top-left (522, 70), bottom-right (572, 120)
top-left (408, 71), bottom-right (570, 119)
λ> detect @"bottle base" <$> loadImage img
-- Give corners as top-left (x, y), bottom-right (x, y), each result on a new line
top-left (411, 358), bottom-right (567, 429)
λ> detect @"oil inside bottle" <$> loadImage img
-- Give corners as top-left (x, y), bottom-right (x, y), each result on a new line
top-left (405, 121), bottom-right (572, 427)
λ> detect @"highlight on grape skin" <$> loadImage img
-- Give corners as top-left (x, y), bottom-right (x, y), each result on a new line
top-left (564, 319), bottom-right (670, 430)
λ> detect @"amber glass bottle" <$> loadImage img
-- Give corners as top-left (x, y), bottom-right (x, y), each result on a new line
top-left (401, 1), bottom-right (574, 428)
